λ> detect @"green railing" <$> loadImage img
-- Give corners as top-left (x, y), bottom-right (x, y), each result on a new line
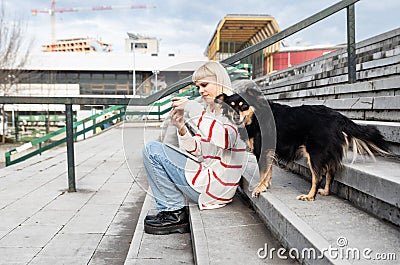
top-left (5, 105), bottom-right (125, 166)
top-left (4, 63), bottom-right (252, 167)
top-left (1, 0), bottom-right (360, 191)
top-left (128, 62), bottom-right (252, 119)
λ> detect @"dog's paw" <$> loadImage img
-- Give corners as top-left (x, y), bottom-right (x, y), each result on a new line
top-left (318, 188), bottom-right (329, 196)
top-left (252, 185), bottom-right (267, 197)
top-left (266, 179), bottom-right (272, 189)
top-left (296, 194), bottom-right (315, 201)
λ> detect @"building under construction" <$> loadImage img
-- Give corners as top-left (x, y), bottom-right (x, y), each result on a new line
top-left (205, 14), bottom-right (341, 76)
top-left (42, 37), bottom-right (112, 53)
top-left (206, 14), bottom-right (280, 76)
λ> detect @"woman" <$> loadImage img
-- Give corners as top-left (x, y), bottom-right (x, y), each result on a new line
top-left (142, 61), bottom-right (247, 235)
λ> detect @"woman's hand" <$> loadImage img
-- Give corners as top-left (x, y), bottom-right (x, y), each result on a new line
top-left (170, 108), bottom-right (187, 135)
top-left (170, 107), bottom-right (184, 127)
top-left (170, 97), bottom-right (189, 135)
top-left (171, 97), bottom-right (188, 111)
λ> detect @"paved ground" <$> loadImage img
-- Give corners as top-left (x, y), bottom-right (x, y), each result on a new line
top-left (0, 123), bottom-right (160, 265)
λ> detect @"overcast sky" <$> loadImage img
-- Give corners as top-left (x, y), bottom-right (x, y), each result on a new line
top-left (3, 0), bottom-right (400, 55)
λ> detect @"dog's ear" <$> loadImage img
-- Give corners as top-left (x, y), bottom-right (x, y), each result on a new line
top-left (214, 93), bottom-right (227, 104)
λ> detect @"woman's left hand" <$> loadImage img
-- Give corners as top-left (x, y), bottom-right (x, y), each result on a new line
top-left (171, 97), bottom-right (188, 111)
top-left (170, 108), bottom-right (185, 130)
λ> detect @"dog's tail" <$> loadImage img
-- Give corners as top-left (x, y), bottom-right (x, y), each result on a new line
top-left (341, 118), bottom-right (391, 163)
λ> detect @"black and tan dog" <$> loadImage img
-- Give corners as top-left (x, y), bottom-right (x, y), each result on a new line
top-left (216, 87), bottom-right (391, 201)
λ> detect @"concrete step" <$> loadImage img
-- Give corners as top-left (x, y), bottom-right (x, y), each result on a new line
top-left (189, 193), bottom-right (298, 265)
top-left (354, 120), bottom-right (400, 154)
top-left (159, 123), bottom-right (399, 264)
top-left (354, 120), bottom-right (400, 143)
top-left (135, 124), bottom-right (299, 264)
top-left (285, 154), bottom-right (400, 227)
top-left (241, 160), bottom-right (400, 265)
top-left (263, 75), bottom-right (400, 101)
top-left (124, 123), bottom-right (195, 263)
top-left (162, 121), bottom-right (400, 226)
top-left (124, 190), bottom-right (194, 265)
top-left (127, 191), bottom-right (299, 265)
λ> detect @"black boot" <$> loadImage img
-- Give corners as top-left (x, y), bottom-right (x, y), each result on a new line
top-left (145, 206), bottom-right (188, 221)
top-left (144, 207), bottom-right (189, 235)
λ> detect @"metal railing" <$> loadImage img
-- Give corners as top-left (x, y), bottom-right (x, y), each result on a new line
top-left (4, 63), bottom-right (252, 166)
top-left (5, 105), bottom-right (126, 167)
top-left (0, 0), bottom-right (359, 192)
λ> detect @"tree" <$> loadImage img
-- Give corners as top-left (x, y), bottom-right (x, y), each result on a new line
top-left (0, 1), bottom-right (32, 143)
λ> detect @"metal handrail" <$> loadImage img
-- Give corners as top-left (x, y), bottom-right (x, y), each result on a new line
top-left (5, 105), bottom-right (125, 166)
top-left (0, 0), bottom-right (359, 192)
top-left (0, 0), bottom-right (359, 107)
top-left (4, 63), bottom-right (253, 167)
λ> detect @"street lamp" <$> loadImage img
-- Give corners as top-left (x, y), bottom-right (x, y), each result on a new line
top-left (152, 70), bottom-right (160, 92)
top-left (127, 32), bottom-right (138, 96)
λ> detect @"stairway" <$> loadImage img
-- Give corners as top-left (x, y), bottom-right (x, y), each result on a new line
top-left (241, 155), bottom-right (400, 265)
top-left (123, 29), bottom-right (400, 265)
top-left (124, 120), bottom-right (298, 264)
top-left (125, 120), bottom-right (399, 264)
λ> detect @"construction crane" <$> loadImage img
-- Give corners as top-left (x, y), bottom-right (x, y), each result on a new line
top-left (31, 0), bottom-right (156, 44)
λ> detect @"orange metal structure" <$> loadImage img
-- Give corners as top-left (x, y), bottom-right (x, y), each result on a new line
top-left (41, 37), bottom-right (112, 53)
top-left (31, 0), bottom-right (156, 44)
top-left (206, 14), bottom-right (280, 75)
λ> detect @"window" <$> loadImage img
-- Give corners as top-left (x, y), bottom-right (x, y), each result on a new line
top-left (104, 73), bottom-right (115, 81)
top-left (116, 73), bottom-right (128, 80)
top-left (135, 43), bottom-right (148, 49)
top-left (79, 73), bottom-right (91, 81)
top-left (66, 73), bottom-right (79, 83)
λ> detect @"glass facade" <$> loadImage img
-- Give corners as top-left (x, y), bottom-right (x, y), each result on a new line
top-left (18, 70), bottom-right (193, 96)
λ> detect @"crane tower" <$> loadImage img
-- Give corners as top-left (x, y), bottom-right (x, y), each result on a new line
top-left (31, 0), bottom-right (155, 44)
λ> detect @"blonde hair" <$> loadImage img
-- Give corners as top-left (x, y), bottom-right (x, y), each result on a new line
top-left (192, 61), bottom-right (233, 96)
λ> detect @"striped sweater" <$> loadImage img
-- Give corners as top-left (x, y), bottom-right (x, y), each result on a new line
top-left (178, 100), bottom-right (248, 210)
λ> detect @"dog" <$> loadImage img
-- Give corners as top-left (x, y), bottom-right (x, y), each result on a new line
top-left (216, 87), bottom-right (391, 201)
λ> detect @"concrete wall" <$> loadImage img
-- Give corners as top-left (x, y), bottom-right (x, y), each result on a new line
top-left (4, 83), bottom-right (80, 112)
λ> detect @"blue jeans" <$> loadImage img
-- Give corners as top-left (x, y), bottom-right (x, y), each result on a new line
top-left (142, 140), bottom-right (200, 211)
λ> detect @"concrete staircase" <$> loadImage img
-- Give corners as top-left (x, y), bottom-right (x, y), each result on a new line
top-left (255, 28), bottom-right (400, 156)
top-left (125, 122), bottom-right (399, 265)
top-left (241, 156), bottom-right (400, 265)
top-left (245, 28), bottom-right (400, 264)
top-left (123, 29), bottom-right (399, 265)
top-left (124, 120), bottom-right (297, 265)
top-left (127, 126), bottom-right (399, 265)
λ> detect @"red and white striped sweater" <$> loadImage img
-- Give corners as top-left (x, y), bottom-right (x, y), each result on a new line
top-left (178, 100), bottom-right (249, 210)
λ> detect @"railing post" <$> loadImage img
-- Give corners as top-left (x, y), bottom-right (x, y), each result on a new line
top-left (93, 118), bottom-right (97, 135)
top-left (65, 104), bottom-right (76, 192)
top-left (347, 4), bottom-right (356, 83)
top-left (83, 122), bottom-right (86, 140)
top-left (14, 114), bottom-right (19, 142)
top-left (5, 152), bottom-right (10, 167)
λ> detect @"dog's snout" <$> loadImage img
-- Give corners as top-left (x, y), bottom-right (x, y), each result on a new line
top-left (233, 113), bottom-right (240, 122)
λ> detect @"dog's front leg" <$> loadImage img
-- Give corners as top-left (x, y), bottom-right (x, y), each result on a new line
top-left (252, 150), bottom-right (274, 197)
top-left (297, 172), bottom-right (318, 201)
top-left (297, 151), bottom-right (318, 201)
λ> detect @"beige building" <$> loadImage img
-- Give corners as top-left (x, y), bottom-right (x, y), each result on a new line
top-left (125, 33), bottom-right (159, 54)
